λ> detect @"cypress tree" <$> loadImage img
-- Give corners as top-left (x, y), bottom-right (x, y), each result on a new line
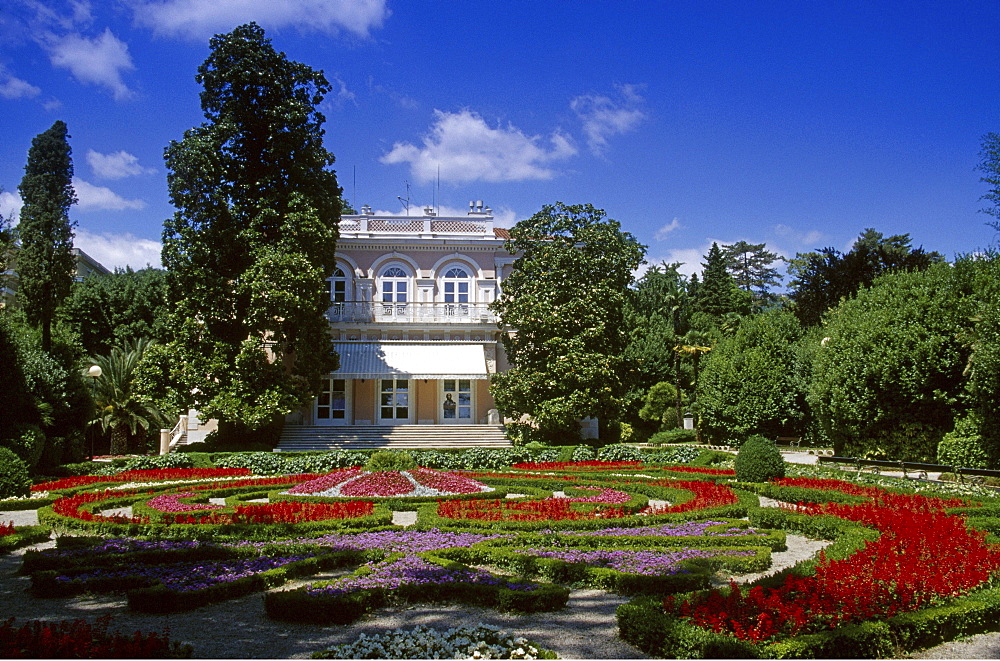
top-left (16, 120), bottom-right (77, 351)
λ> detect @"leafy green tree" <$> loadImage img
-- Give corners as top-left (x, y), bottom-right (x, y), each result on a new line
top-left (61, 267), bottom-right (169, 355)
top-left (722, 240), bottom-right (783, 307)
top-left (490, 202), bottom-right (645, 440)
top-left (16, 120), bottom-right (77, 351)
top-left (90, 338), bottom-right (167, 455)
top-left (638, 381), bottom-right (687, 431)
top-left (697, 308), bottom-right (808, 445)
top-left (808, 263), bottom-right (973, 460)
top-left (788, 228), bottom-right (944, 326)
top-left (978, 132), bottom-right (1000, 229)
top-left (158, 23), bottom-right (341, 433)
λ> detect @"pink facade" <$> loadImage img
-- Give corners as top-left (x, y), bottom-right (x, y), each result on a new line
top-left (296, 203), bottom-right (515, 427)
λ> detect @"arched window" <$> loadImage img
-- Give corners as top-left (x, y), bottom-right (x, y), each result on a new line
top-left (327, 267), bottom-right (348, 302)
top-left (442, 266), bottom-right (471, 304)
top-left (381, 266), bottom-right (409, 303)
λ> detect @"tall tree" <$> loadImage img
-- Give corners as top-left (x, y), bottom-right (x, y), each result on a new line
top-left (978, 132), bottom-right (1000, 230)
top-left (693, 242), bottom-right (751, 322)
top-left (787, 228), bottom-right (943, 326)
top-left (158, 23), bottom-right (341, 433)
top-left (490, 202), bottom-right (645, 440)
top-left (722, 240), bottom-right (783, 307)
top-left (16, 120), bottom-right (77, 351)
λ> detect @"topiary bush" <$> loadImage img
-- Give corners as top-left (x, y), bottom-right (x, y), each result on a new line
top-left (734, 434), bottom-right (785, 482)
top-left (0, 447), bottom-right (31, 499)
top-left (937, 417), bottom-right (990, 469)
top-left (648, 429), bottom-right (697, 446)
top-left (365, 451), bottom-right (416, 472)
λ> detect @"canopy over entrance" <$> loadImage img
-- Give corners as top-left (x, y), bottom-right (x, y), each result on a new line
top-left (331, 342), bottom-right (490, 380)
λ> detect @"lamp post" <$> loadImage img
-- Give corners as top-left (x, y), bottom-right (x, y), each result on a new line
top-left (87, 365), bottom-right (102, 460)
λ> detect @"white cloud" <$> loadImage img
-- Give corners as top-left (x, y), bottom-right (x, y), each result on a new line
top-left (0, 67), bottom-right (41, 99)
top-left (570, 83), bottom-right (647, 155)
top-left (86, 149), bottom-right (155, 179)
top-left (73, 178), bottom-right (146, 211)
top-left (381, 109), bottom-right (578, 184)
top-left (0, 192), bottom-right (24, 222)
top-left (132, 0), bottom-right (389, 39)
top-left (653, 217), bottom-right (681, 241)
top-left (773, 223), bottom-right (827, 250)
top-left (46, 28), bottom-right (134, 100)
top-left (74, 227), bottom-right (162, 270)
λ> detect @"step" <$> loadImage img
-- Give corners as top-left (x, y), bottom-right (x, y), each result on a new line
top-left (275, 424), bottom-right (511, 451)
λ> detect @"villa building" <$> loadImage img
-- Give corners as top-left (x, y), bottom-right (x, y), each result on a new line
top-left (274, 202), bottom-right (517, 450)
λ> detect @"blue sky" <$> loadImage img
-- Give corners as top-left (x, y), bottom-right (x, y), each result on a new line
top-left (1, 0), bottom-right (998, 278)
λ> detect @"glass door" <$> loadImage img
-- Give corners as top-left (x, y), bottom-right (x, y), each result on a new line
top-left (315, 378), bottom-right (349, 425)
top-left (379, 378), bottom-right (410, 424)
top-left (441, 379), bottom-right (473, 424)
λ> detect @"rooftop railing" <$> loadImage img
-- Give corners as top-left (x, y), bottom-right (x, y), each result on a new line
top-left (327, 302), bottom-right (497, 325)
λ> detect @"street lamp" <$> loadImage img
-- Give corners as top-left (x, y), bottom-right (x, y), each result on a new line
top-left (87, 365), bottom-right (102, 459)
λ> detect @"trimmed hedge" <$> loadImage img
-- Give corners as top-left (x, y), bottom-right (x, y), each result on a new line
top-left (0, 525), bottom-right (50, 553)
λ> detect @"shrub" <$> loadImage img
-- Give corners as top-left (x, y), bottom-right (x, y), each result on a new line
top-left (297, 450), bottom-right (366, 472)
top-left (937, 417), bottom-right (990, 469)
top-left (649, 429), bottom-right (697, 445)
top-left (597, 444), bottom-right (644, 462)
top-left (734, 435), bottom-right (785, 482)
top-left (648, 446), bottom-right (702, 464)
top-left (117, 453), bottom-right (195, 471)
top-left (571, 445), bottom-right (596, 462)
top-left (0, 447), bottom-right (31, 499)
top-left (365, 451), bottom-right (416, 472)
top-left (4, 424), bottom-right (45, 469)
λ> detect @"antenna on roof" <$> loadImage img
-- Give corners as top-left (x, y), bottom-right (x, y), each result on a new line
top-left (397, 181), bottom-right (411, 216)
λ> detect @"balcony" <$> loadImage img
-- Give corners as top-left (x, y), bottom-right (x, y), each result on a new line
top-left (327, 302), bottom-right (497, 325)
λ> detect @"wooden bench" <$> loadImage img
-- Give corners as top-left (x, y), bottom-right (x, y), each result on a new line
top-left (774, 436), bottom-right (801, 448)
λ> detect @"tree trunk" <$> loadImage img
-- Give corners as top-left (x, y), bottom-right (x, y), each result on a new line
top-left (110, 424), bottom-right (129, 456)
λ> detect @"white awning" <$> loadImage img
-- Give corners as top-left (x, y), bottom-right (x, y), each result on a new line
top-left (331, 343), bottom-right (490, 380)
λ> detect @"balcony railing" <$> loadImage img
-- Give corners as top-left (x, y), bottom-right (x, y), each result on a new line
top-left (327, 302), bottom-right (497, 325)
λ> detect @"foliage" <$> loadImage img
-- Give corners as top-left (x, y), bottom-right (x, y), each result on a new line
top-left (787, 228), bottom-right (945, 326)
top-left (365, 451), bottom-right (416, 472)
top-left (0, 615), bottom-right (190, 658)
top-left (722, 240), bottom-right (784, 307)
top-left (648, 429), bottom-right (697, 445)
top-left (15, 120), bottom-right (77, 351)
top-left (937, 415), bottom-right (990, 469)
top-left (0, 447), bottom-right (31, 499)
top-left (808, 264), bottom-right (974, 459)
top-left (61, 267), bottom-right (169, 355)
top-left (647, 445), bottom-right (702, 463)
top-left (596, 444), bottom-right (645, 462)
top-left (978, 132), bottom-right (1000, 229)
top-left (697, 308), bottom-right (808, 445)
top-left (90, 338), bottom-right (168, 455)
top-left (490, 202), bottom-right (645, 437)
top-left (963, 263), bottom-right (1000, 466)
top-left (638, 381), bottom-right (685, 431)
top-left (158, 23), bottom-right (341, 431)
top-left (693, 242), bottom-right (752, 322)
top-left (733, 435), bottom-right (785, 482)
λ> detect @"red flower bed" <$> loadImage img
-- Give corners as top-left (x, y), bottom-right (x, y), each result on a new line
top-left (0, 522), bottom-right (14, 537)
top-left (438, 498), bottom-right (629, 522)
top-left (463, 471), bottom-right (579, 482)
top-left (191, 474), bottom-right (319, 491)
top-left (0, 615), bottom-right (178, 658)
top-left (339, 471), bottom-right (414, 497)
top-left (285, 469), bottom-right (364, 494)
top-left (643, 480), bottom-right (740, 514)
top-left (665, 489), bottom-right (1000, 642)
top-left (161, 500), bottom-right (374, 525)
top-left (561, 487), bottom-right (632, 504)
top-left (511, 460), bottom-right (643, 471)
top-left (51, 490), bottom-right (150, 524)
top-left (147, 492), bottom-right (223, 513)
top-left (661, 465), bottom-right (736, 476)
top-left (34, 468), bottom-right (253, 492)
top-left (408, 468), bottom-right (490, 494)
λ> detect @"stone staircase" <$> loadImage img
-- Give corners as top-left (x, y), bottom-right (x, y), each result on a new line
top-left (275, 425), bottom-right (511, 452)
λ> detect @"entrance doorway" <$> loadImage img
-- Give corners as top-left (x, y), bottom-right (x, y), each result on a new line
top-left (315, 378), bottom-right (350, 425)
top-left (440, 379), bottom-right (473, 423)
top-left (379, 378), bottom-right (411, 424)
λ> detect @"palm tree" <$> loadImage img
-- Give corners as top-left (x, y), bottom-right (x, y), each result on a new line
top-left (88, 338), bottom-right (167, 455)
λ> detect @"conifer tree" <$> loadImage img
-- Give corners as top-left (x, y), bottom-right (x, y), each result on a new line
top-left (16, 121), bottom-right (77, 351)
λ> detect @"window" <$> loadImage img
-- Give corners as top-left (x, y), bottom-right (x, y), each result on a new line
top-left (329, 267), bottom-right (347, 302)
top-left (443, 266), bottom-right (471, 304)
top-left (381, 266), bottom-right (409, 303)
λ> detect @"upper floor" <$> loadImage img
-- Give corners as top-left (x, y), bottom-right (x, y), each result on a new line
top-left (327, 202), bottom-right (516, 327)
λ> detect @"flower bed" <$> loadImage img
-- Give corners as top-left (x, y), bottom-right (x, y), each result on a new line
top-left (0, 615), bottom-right (190, 658)
top-left (312, 624), bottom-right (555, 660)
top-left (438, 497), bottom-right (630, 522)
